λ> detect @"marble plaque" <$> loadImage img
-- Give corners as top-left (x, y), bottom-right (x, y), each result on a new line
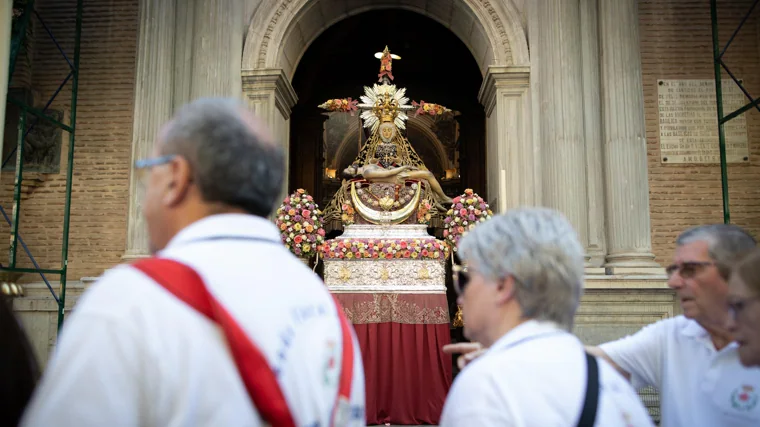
top-left (658, 79), bottom-right (750, 164)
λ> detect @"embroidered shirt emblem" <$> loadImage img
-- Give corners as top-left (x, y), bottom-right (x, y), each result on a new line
top-left (731, 384), bottom-right (759, 411)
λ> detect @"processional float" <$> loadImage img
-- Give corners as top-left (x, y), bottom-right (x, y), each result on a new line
top-left (305, 46), bottom-right (492, 425)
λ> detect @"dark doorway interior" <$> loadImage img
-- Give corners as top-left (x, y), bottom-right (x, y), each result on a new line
top-left (288, 9), bottom-right (486, 208)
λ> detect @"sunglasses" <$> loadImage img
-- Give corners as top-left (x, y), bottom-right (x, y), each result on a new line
top-left (452, 262), bottom-right (470, 296)
top-left (665, 261), bottom-right (714, 279)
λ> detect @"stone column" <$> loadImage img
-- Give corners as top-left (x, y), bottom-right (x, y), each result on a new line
top-left (599, 0), bottom-right (659, 270)
top-left (174, 0), bottom-right (246, 106)
top-left (478, 66), bottom-right (537, 212)
top-left (241, 69), bottom-right (297, 205)
top-left (123, 0), bottom-right (176, 260)
top-left (580, 0), bottom-right (607, 268)
top-left (534, 0), bottom-right (590, 263)
top-left (0, 0), bottom-right (12, 160)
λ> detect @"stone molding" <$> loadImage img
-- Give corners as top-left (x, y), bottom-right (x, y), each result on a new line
top-left (477, 65), bottom-right (530, 115)
top-left (241, 68), bottom-right (298, 120)
top-left (241, 0), bottom-right (529, 78)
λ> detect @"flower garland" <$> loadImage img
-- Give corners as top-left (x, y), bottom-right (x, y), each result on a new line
top-left (443, 189), bottom-right (493, 252)
top-left (321, 238), bottom-right (448, 260)
top-left (417, 200), bottom-right (432, 225)
top-left (341, 202), bottom-right (356, 225)
top-left (318, 98), bottom-right (359, 115)
top-left (276, 189), bottom-right (326, 258)
top-left (412, 100), bottom-right (451, 117)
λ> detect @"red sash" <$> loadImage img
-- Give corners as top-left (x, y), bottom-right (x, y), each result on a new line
top-left (132, 258), bottom-right (356, 427)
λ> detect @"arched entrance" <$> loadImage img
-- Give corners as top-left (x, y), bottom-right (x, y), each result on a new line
top-left (287, 9), bottom-right (486, 211)
top-left (241, 0), bottom-right (535, 213)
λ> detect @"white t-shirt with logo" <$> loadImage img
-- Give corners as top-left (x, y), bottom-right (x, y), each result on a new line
top-left (600, 315), bottom-right (760, 427)
top-left (21, 214), bottom-right (366, 427)
top-left (439, 320), bottom-right (655, 426)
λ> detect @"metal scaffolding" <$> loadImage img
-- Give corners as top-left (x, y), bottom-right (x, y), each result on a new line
top-left (710, 0), bottom-right (760, 224)
top-left (2, 0), bottom-right (82, 331)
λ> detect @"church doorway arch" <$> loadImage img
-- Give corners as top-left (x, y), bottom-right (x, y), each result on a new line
top-left (287, 9), bottom-right (485, 210)
top-left (241, 0), bottom-right (534, 214)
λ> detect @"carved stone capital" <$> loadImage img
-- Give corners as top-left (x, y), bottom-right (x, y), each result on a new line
top-left (241, 68), bottom-right (298, 120)
top-left (477, 66), bottom-right (530, 116)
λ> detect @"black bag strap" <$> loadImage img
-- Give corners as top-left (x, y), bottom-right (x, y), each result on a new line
top-left (577, 352), bottom-right (600, 427)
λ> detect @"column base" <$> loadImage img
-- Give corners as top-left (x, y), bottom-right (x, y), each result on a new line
top-left (122, 252), bottom-right (151, 262)
top-left (605, 251), bottom-right (663, 275)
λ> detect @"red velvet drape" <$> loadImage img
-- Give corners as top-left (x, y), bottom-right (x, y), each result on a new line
top-left (334, 293), bottom-right (452, 425)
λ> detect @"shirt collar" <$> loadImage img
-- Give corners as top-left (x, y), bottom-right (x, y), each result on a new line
top-left (161, 213), bottom-right (281, 251)
top-left (680, 317), bottom-right (739, 352)
top-left (488, 319), bottom-right (565, 353)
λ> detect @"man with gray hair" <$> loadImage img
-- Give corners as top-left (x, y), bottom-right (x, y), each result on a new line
top-left (588, 224), bottom-right (760, 426)
top-left (439, 207), bottom-right (653, 426)
top-left (21, 98), bottom-right (366, 427)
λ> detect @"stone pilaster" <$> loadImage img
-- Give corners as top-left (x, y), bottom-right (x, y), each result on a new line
top-left (580, 0), bottom-right (607, 267)
top-left (241, 68), bottom-right (297, 202)
top-left (123, 0), bottom-right (176, 260)
top-left (478, 66), bottom-right (537, 212)
top-left (174, 0), bottom-right (246, 106)
top-left (0, 0), bottom-right (12, 161)
top-left (599, 0), bottom-right (659, 270)
top-left (534, 1), bottom-right (589, 263)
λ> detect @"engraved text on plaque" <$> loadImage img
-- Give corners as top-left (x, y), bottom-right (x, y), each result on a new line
top-left (658, 79), bottom-right (750, 164)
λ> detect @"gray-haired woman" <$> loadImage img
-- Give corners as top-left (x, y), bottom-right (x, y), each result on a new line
top-left (439, 207), bottom-right (654, 427)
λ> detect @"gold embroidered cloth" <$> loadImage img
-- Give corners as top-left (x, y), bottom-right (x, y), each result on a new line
top-left (334, 293), bottom-right (449, 325)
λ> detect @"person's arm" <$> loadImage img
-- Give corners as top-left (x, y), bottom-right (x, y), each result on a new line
top-left (442, 342), bottom-right (486, 370)
top-left (595, 319), bottom-right (668, 389)
top-left (585, 345), bottom-right (631, 380)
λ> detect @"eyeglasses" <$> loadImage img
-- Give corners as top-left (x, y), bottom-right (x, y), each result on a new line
top-left (728, 295), bottom-right (760, 321)
top-left (452, 262), bottom-right (469, 296)
top-left (134, 154), bottom-right (175, 185)
top-left (665, 261), bottom-right (714, 279)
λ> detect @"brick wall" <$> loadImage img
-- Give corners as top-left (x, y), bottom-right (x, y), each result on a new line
top-left (0, 0), bottom-right (137, 281)
top-left (640, 0), bottom-right (760, 264)
top-left (2, 0), bottom-right (759, 281)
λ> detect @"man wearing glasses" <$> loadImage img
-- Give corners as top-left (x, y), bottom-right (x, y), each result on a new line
top-left (21, 98), bottom-right (365, 427)
top-left (587, 224), bottom-right (760, 426)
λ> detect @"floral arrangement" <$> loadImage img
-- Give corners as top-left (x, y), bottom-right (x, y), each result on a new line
top-left (275, 189), bottom-right (326, 258)
top-left (443, 189), bottom-right (493, 252)
top-left (319, 98), bottom-right (359, 115)
top-left (412, 100), bottom-right (451, 117)
top-left (417, 200), bottom-right (432, 225)
top-left (321, 238), bottom-right (448, 260)
top-left (341, 202), bottom-right (356, 225)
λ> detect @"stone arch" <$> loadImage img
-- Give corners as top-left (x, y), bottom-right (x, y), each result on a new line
top-left (242, 0), bottom-right (529, 79)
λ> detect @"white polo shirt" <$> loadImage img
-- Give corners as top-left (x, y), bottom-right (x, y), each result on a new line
top-left (21, 214), bottom-right (366, 427)
top-left (600, 315), bottom-right (760, 427)
top-left (439, 320), bottom-right (655, 426)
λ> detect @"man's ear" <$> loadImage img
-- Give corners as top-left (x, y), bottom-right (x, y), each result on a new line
top-left (162, 156), bottom-right (193, 208)
top-left (495, 275), bottom-right (517, 305)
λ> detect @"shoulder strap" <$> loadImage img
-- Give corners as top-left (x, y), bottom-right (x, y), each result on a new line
top-left (576, 352), bottom-right (600, 427)
top-left (133, 258), bottom-right (356, 427)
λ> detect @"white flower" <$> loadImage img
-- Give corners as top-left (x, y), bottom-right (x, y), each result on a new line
top-left (286, 238), bottom-right (291, 242)
top-left (285, 215), bottom-right (290, 220)
top-left (463, 221), bottom-right (468, 226)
